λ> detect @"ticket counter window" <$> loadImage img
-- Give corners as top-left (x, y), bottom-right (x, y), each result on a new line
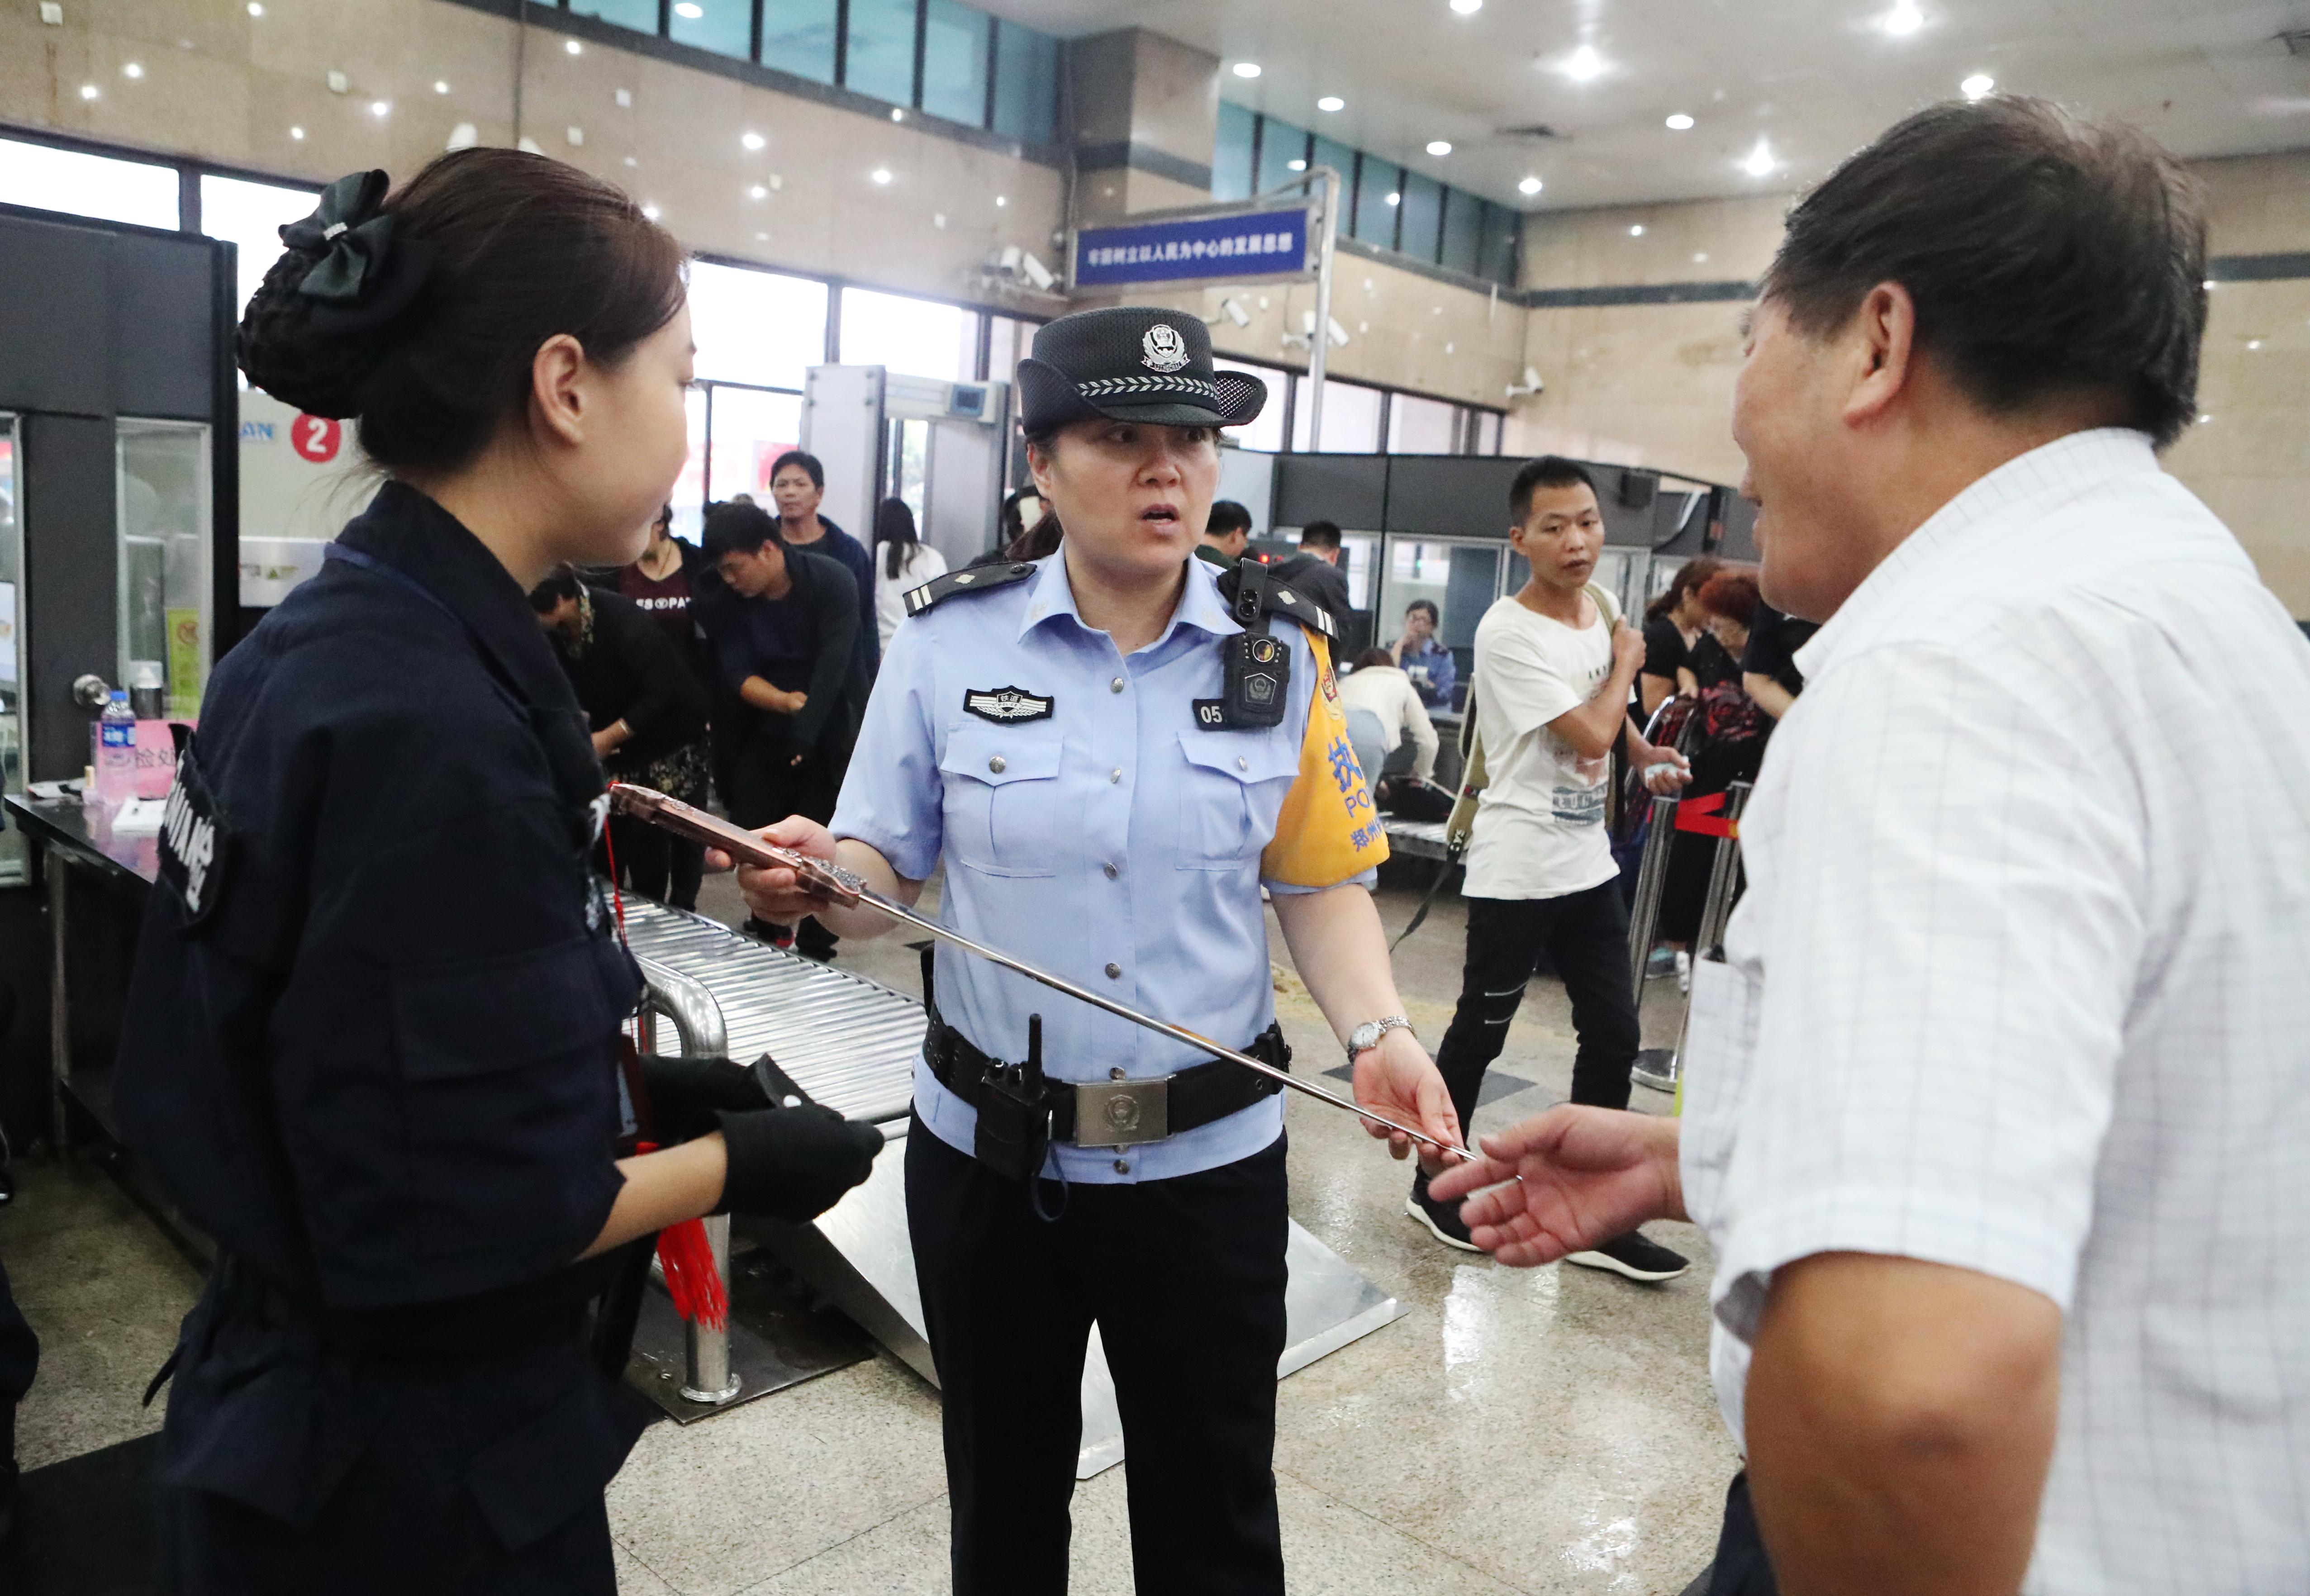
top-left (116, 420), bottom-right (212, 721)
top-left (1382, 538), bottom-right (1500, 710)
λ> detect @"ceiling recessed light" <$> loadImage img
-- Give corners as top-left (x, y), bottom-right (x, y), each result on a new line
top-left (1564, 44), bottom-right (1604, 82)
top-left (435, 80), bottom-right (450, 93)
top-left (290, 124), bottom-right (304, 139)
top-left (1426, 140), bottom-right (1452, 156)
top-left (642, 203), bottom-right (661, 220)
top-left (755, 231), bottom-right (768, 241)
top-left (1450, 0), bottom-right (1482, 13)
top-left (1961, 72), bottom-right (1994, 99)
top-left (565, 38), bottom-right (582, 55)
top-left (1693, 252), bottom-right (1709, 263)
top-left (2198, 413), bottom-right (2213, 423)
top-left (995, 194), bottom-right (1008, 206)
top-left (1232, 62), bottom-right (1261, 79)
top-left (1665, 113), bottom-right (1694, 130)
top-left (1742, 138), bottom-right (1776, 177)
top-left (1518, 175), bottom-right (1543, 195)
top-left (741, 131), bottom-right (765, 150)
top-left (750, 184), bottom-right (767, 199)
top-left (371, 100), bottom-right (390, 117)
top-left (1385, 190), bottom-right (1401, 206)
top-left (870, 167), bottom-right (893, 185)
top-left (122, 62), bottom-right (143, 79)
top-left (891, 107), bottom-right (904, 121)
top-left (247, 1), bottom-right (262, 13)
top-left (1317, 95), bottom-right (1345, 113)
top-left (1883, 1), bottom-right (1923, 36)
top-left (1629, 224), bottom-right (1645, 236)
top-left (1287, 158), bottom-right (1307, 171)
top-left (673, 1), bottom-right (703, 15)
top-left (2248, 338), bottom-right (2263, 350)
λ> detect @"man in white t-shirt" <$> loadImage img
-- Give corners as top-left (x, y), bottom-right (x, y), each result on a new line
top-left (1433, 98), bottom-right (2310, 1596)
top-left (1405, 456), bottom-right (1691, 1281)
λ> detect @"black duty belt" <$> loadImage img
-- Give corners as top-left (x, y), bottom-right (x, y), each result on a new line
top-left (923, 996), bottom-right (1291, 1149)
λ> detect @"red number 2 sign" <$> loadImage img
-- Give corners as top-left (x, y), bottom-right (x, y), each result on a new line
top-left (291, 414), bottom-right (342, 464)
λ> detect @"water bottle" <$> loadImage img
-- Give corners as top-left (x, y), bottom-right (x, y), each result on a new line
top-left (95, 689), bottom-right (138, 814)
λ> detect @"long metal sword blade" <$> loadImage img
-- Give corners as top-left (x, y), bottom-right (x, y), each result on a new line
top-left (609, 783), bottom-right (1473, 1163)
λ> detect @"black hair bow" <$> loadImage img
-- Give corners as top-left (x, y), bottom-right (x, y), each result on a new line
top-left (280, 169), bottom-right (434, 335)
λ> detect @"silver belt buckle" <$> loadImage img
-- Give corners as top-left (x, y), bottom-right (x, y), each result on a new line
top-left (1073, 1076), bottom-right (1170, 1147)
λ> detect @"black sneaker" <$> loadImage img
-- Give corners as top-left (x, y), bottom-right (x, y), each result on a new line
top-left (1404, 1173), bottom-right (1482, 1253)
top-left (1564, 1230), bottom-right (1690, 1282)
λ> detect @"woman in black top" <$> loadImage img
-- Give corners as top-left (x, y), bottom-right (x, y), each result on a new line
top-left (1638, 556), bottom-right (1722, 716)
top-left (112, 152), bottom-right (880, 1596)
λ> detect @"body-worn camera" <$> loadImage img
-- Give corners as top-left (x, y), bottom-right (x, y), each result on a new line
top-left (1217, 563), bottom-right (1290, 728)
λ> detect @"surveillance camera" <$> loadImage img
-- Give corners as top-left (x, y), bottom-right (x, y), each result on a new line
top-left (1505, 365), bottom-right (1545, 400)
top-left (1021, 251), bottom-right (1056, 291)
top-left (1523, 365), bottom-right (1542, 390)
top-left (998, 244), bottom-right (1024, 271)
top-left (1222, 295), bottom-right (1251, 328)
top-left (1326, 317), bottom-right (1350, 348)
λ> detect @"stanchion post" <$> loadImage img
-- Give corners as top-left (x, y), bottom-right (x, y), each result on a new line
top-left (1625, 793), bottom-right (1680, 997)
top-left (1693, 782), bottom-right (1754, 964)
top-left (633, 957), bottom-right (743, 1406)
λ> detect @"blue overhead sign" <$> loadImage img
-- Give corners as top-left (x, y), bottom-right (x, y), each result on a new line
top-left (1072, 206), bottom-right (1313, 289)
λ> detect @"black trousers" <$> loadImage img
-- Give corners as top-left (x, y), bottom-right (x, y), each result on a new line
top-left (0, 1250), bottom-right (34, 1464)
top-left (1706, 1472), bottom-right (1780, 1596)
top-left (1435, 881), bottom-right (1639, 1133)
top-left (906, 1120), bottom-right (1290, 1596)
top-left (599, 809), bottom-right (704, 913)
top-left (724, 735), bottom-right (846, 957)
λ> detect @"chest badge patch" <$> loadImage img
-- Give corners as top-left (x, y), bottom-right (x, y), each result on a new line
top-left (1141, 323), bottom-right (1189, 373)
top-left (964, 685), bottom-right (1055, 724)
top-left (157, 750), bottom-right (232, 929)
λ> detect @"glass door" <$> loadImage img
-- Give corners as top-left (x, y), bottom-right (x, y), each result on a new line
top-left (0, 415), bottom-right (24, 884)
top-left (1375, 536), bottom-right (1503, 712)
top-left (116, 419), bottom-right (213, 720)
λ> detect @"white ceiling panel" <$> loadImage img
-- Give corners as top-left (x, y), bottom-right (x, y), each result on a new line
top-left (982, 0), bottom-right (2310, 210)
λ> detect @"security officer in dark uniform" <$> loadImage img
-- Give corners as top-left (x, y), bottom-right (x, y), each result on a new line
top-left (736, 308), bottom-right (1464, 1595)
top-left (112, 154), bottom-right (880, 1595)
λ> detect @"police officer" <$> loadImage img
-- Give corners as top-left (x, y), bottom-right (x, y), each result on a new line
top-left (111, 153), bottom-right (881, 1595)
top-left (736, 307), bottom-right (1464, 1595)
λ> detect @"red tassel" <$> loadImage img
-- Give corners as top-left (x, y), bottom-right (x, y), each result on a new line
top-left (656, 1219), bottom-right (729, 1332)
top-left (633, 1143), bottom-right (729, 1332)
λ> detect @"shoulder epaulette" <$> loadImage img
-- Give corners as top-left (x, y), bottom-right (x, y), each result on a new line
top-left (903, 561), bottom-right (1037, 618)
top-left (1215, 563), bottom-right (1338, 641)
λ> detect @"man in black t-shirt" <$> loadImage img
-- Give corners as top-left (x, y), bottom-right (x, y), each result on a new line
top-left (1741, 600), bottom-right (1821, 719)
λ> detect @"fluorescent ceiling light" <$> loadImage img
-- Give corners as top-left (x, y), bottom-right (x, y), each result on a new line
top-left (1961, 72), bottom-right (1994, 99)
top-left (1564, 44), bottom-right (1604, 82)
top-left (1317, 95), bottom-right (1344, 112)
top-left (1665, 113), bottom-right (1694, 130)
top-left (1450, 0), bottom-right (1482, 13)
top-left (247, 2), bottom-right (262, 14)
top-left (1883, 2), bottom-right (1923, 36)
top-left (79, 84), bottom-right (98, 100)
top-left (123, 62), bottom-right (143, 79)
top-left (1742, 139), bottom-right (1776, 177)
top-left (1232, 62), bottom-right (1262, 79)
top-left (289, 125), bottom-right (304, 139)
top-left (742, 131), bottom-right (765, 149)
top-left (749, 185), bottom-right (767, 199)
top-left (371, 100), bottom-right (390, 117)
top-left (1288, 158), bottom-right (1307, 171)
top-left (1518, 175), bottom-right (1543, 195)
top-left (565, 38), bottom-right (582, 55)
top-left (870, 167), bottom-right (893, 185)
top-left (435, 80), bottom-right (450, 93)
top-left (1426, 140), bottom-right (1452, 156)
top-left (1629, 224), bottom-right (1645, 236)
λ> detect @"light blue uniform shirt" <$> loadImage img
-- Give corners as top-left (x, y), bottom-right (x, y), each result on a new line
top-left (832, 552), bottom-right (1374, 1183)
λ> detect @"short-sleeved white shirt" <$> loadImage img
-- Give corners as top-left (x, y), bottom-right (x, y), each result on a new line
top-left (1681, 429), bottom-right (2310, 1594)
top-left (1462, 587), bottom-right (1623, 900)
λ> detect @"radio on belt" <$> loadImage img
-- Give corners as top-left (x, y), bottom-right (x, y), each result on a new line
top-left (1219, 559), bottom-right (1290, 728)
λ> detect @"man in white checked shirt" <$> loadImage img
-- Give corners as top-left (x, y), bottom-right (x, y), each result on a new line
top-left (1431, 97), bottom-right (2310, 1596)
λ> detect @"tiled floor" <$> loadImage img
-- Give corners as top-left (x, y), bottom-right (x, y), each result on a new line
top-left (1, 869), bottom-right (1736, 1594)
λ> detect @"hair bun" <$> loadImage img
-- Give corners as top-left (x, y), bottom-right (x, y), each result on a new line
top-left (234, 242), bottom-right (387, 418)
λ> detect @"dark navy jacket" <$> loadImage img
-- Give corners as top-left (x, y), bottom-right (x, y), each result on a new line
top-left (113, 484), bottom-right (646, 1566)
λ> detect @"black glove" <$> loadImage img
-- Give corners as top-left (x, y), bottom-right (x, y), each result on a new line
top-left (713, 1104), bottom-right (884, 1221)
top-left (638, 1054), bottom-right (774, 1143)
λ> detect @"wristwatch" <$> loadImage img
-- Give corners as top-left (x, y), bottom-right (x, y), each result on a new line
top-left (1345, 1016), bottom-right (1414, 1064)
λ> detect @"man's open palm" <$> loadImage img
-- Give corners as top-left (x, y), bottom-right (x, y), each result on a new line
top-left (1426, 1106), bottom-right (1685, 1268)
